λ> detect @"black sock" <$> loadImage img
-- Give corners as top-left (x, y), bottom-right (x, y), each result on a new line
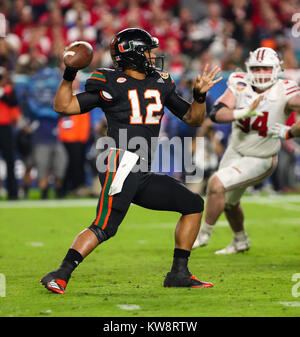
top-left (171, 248), bottom-right (191, 274)
top-left (56, 248), bottom-right (83, 282)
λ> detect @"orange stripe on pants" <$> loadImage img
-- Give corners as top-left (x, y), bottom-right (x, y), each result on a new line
top-left (101, 150), bottom-right (119, 230)
top-left (94, 150), bottom-right (113, 226)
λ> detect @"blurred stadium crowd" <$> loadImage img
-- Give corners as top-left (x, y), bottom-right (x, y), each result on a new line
top-left (0, 0), bottom-right (300, 200)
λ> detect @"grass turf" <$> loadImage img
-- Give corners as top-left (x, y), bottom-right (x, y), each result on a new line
top-left (0, 196), bottom-right (300, 317)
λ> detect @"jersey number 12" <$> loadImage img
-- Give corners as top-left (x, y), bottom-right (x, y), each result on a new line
top-left (128, 89), bottom-right (163, 125)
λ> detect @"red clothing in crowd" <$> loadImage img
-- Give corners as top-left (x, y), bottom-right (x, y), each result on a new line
top-left (0, 85), bottom-right (20, 126)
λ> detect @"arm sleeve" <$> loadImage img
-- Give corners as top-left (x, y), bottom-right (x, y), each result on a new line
top-left (165, 90), bottom-right (190, 120)
top-left (209, 102), bottom-right (229, 122)
top-left (76, 91), bottom-right (102, 114)
top-left (76, 73), bottom-right (116, 113)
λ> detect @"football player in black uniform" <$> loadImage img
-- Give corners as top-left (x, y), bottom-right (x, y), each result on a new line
top-left (41, 28), bottom-right (222, 294)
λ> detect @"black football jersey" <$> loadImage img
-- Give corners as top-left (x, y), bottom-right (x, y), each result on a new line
top-left (76, 68), bottom-right (190, 165)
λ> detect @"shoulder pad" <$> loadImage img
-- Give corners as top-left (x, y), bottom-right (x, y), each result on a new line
top-left (227, 72), bottom-right (248, 93)
top-left (228, 72), bottom-right (247, 83)
top-left (85, 70), bottom-right (114, 94)
top-left (89, 66), bottom-right (116, 77)
top-left (280, 78), bottom-right (300, 98)
top-left (87, 70), bottom-right (108, 83)
top-left (88, 68), bottom-right (116, 81)
top-left (85, 68), bottom-right (117, 88)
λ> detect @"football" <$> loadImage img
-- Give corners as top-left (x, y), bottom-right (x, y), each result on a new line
top-left (63, 41), bottom-right (93, 70)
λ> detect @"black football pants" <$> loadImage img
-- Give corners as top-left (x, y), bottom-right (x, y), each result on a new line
top-left (88, 148), bottom-right (204, 243)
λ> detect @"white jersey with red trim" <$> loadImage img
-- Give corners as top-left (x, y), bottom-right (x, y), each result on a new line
top-left (226, 72), bottom-right (300, 157)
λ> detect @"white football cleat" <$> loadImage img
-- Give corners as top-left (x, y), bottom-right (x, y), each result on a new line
top-left (192, 223), bottom-right (214, 249)
top-left (192, 232), bottom-right (211, 249)
top-left (215, 237), bottom-right (250, 255)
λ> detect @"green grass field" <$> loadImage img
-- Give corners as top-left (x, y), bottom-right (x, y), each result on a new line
top-left (0, 195), bottom-right (300, 317)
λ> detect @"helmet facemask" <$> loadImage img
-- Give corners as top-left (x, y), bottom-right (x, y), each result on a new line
top-left (245, 48), bottom-right (283, 90)
top-left (247, 66), bottom-right (277, 90)
top-left (121, 44), bottom-right (164, 75)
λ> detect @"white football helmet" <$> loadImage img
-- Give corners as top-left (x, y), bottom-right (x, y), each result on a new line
top-left (245, 47), bottom-right (283, 90)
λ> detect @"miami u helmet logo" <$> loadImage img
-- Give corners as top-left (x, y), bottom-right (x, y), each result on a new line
top-left (118, 40), bottom-right (134, 53)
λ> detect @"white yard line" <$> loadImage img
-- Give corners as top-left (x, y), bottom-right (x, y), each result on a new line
top-left (25, 241), bottom-right (45, 247)
top-left (264, 203), bottom-right (300, 212)
top-left (216, 218), bottom-right (300, 227)
top-left (143, 217), bottom-right (300, 229)
top-left (241, 195), bottom-right (300, 204)
top-left (278, 301), bottom-right (300, 307)
top-left (0, 195), bottom-right (299, 209)
top-left (117, 304), bottom-right (141, 310)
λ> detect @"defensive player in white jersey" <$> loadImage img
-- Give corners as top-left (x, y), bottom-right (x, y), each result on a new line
top-left (192, 47), bottom-right (300, 254)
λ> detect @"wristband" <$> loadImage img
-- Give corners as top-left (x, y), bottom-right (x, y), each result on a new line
top-left (233, 107), bottom-right (249, 120)
top-left (63, 66), bottom-right (78, 82)
top-left (286, 128), bottom-right (294, 139)
top-left (193, 89), bottom-right (206, 103)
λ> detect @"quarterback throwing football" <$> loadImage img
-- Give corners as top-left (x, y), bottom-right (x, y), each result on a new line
top-left (193, 47), bottom-right (300, 254)
top-left (40, 28), bottom-right (222, 293)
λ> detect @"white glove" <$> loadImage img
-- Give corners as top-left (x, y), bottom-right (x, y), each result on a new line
top-left (269, 123), bottom-right (291, 140)
top-left (233, 107), bottom-right (264, 120)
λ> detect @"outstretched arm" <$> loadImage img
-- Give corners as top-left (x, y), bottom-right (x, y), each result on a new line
top-left (287, 95), bottom-right (300, 138)
top-left (182, 65), bottom-right (222, 126)
top-left (269, 94), bottom-right (300, 139)
top-left (210, 88), bottom-right (264, 124)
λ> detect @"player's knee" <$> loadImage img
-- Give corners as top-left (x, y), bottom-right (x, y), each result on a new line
top-left (88, 224), bottom-right (118, 244)
top-left (182, 192), bottom-right (204, 214)
top-left (224, 201), bottom-right (241, 214)
top-left (194, 193), bottom-right (204, 212)
top-left (105, 225), bottom-right (119, 240)
top-left (225, 202), bottom-right (240, 212)
top-left (207, 174), bottom-right (225, 196)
